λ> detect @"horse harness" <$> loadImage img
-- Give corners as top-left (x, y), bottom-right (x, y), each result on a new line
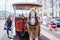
top-left (28, 12), bottom-right (39, 31)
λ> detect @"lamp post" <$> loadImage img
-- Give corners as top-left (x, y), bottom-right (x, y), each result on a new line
top-left (5, 0), bottom-right (6, 19)
top-left (52, 0), bottom-right (53, 18)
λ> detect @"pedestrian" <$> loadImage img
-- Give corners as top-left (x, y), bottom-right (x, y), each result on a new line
top-left (5, 16), bottom-right (12, 38)
top-left (42, 14), bottom-right (49, 26)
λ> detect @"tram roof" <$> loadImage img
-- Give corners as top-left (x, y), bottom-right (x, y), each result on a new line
top-left (13, 3), bottom-right (42, 10)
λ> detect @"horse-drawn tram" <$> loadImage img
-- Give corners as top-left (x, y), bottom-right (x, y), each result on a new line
top-left (13, 3), bottom-right (42, 40)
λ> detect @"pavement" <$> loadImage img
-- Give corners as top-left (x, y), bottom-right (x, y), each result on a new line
top-left (0, 20), bottom-right (6, 40)
top-left (41, 24), bottom-right (60, 40)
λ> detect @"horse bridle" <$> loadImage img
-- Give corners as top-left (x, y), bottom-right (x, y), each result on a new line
top-left (28, 11), bottom-right (38, 31)
top-left (28, 11), bottom-right (38, 26)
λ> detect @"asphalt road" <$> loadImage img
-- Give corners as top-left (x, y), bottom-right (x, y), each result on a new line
top-left (1, 32), bottom-right (49, 40)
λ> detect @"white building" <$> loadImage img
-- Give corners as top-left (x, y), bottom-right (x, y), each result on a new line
top-left (39, 0), bottom-right (60, 18)
top-left (53, 0), bottom-right (60, 17)
top-left (37, 0), bottom-right (51, 18)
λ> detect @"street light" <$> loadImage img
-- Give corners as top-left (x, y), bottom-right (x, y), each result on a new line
top-left (52, 0), bottom-right (53, 18)
top-left (5, 0), bottom-right (6, 19)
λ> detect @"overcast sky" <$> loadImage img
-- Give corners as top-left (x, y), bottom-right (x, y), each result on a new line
top-left (0, 0), bottom-right (37, 13)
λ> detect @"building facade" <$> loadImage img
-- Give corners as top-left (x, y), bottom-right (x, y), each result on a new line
top-left (39, 0), bottom-right (60, 18)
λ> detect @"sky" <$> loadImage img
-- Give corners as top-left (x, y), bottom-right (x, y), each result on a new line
top-left (0, 0), bottom-right (5, 10)
top-left (0, 0), bottom-right (37, 13)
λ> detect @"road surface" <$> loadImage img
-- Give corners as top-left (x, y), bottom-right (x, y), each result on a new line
top-left (1, 32), bottom-right (49, 40)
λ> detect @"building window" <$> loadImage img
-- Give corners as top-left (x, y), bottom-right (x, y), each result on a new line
top-left (50, 0), bottom-right (52, 3)
top-left (59, 11), bottom-right (60, 17)
top-left (44, 0), bottom-right (46, 7)
top-left (39, 1), bottom-right (42, 3)
top-left (45, 0), bottom-right (46, 6)
top-left (59, 3), bottom-right (60, 8)
top-left (56, 11), bottom-right (57, 17)
top-left (58, 0), bottom-right (60, 1)
top-left (50, 0), bottom-right (52, 8)
top-left (56, 0), bottom-right (57, 2)
top-left (56, 4), bottom-right (57, 9)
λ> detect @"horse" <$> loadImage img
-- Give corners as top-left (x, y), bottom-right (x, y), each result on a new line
top-left (27, 10), bottom-right (40, 40)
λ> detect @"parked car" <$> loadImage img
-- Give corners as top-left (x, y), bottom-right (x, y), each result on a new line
top-left (48, 18), bottom-right (60, 28)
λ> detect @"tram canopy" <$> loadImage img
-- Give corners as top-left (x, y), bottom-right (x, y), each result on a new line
top-left (13, 3), bottom-right (42, 10)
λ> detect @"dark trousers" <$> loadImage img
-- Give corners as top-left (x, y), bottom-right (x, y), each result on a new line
top-left (7, 27), bottom-right (11, 36)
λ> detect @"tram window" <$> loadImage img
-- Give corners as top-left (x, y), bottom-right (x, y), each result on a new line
top-left (15, 10), bottom-right (29, 17)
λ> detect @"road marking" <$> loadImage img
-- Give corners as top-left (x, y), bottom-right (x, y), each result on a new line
top-left (41, 29), bottom-right (60, 40)
top-left (55, 31), bottom-right (60, 35)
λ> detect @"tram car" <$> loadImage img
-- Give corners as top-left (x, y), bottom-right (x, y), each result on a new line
top-left (13, 3), bottom-right (42, 40)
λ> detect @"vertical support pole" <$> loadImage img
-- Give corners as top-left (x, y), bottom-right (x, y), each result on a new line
top-left (52, 0), bottom-right (53, 18)
top-left (5, 0), bottom-right (6, 19)
top-left (26, 0), bottom-right (27, 17)
top-left (13, 6), bottom-right (16, 17)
